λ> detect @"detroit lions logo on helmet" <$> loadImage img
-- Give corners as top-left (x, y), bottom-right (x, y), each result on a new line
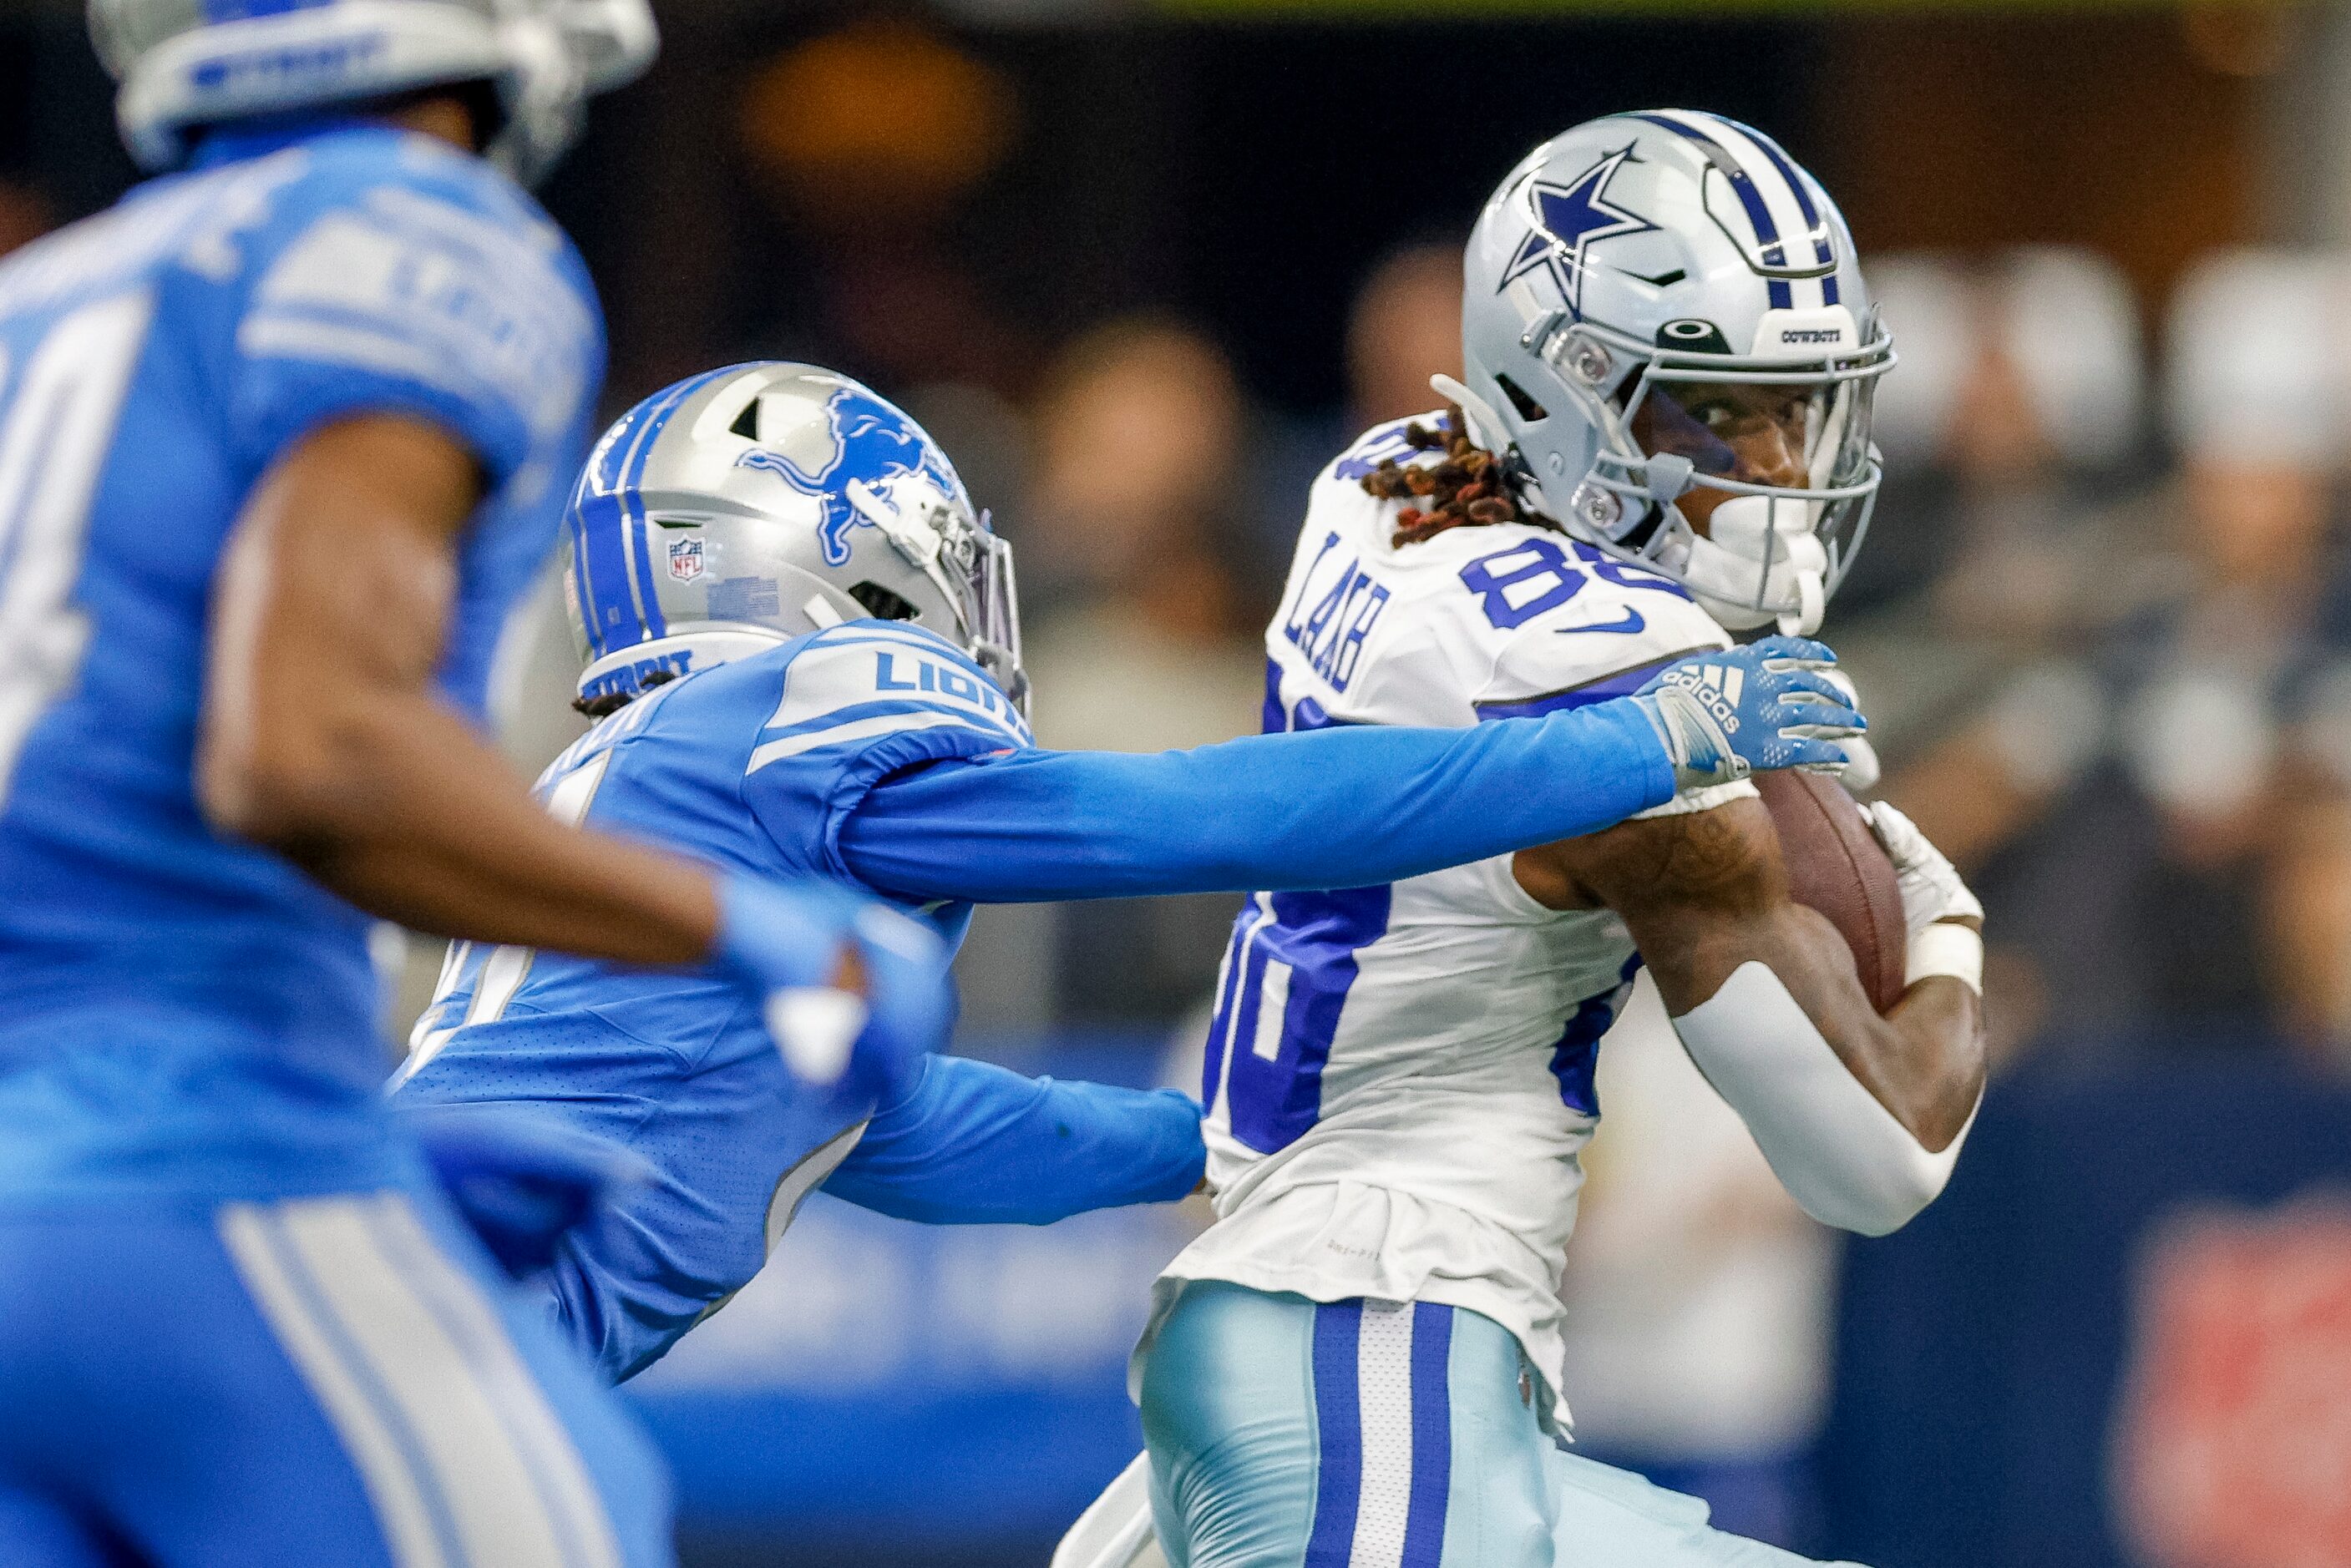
top-left (733, 387), bottom-right (963, 567)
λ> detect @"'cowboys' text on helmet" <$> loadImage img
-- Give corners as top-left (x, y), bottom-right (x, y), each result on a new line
top-left (1457, 109), bottom-right (1892, 635)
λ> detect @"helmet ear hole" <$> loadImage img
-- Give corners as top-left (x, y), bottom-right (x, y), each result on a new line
top-left (729, 400), bottom-right (761, 441)
top-left (1493, 374), bottom-right (1550, 422)
top-left (847, 581), bottom-right (918, 621)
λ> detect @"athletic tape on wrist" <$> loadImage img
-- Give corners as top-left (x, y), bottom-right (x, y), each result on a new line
top-left (1908, 922), bottom-right (1984, 994)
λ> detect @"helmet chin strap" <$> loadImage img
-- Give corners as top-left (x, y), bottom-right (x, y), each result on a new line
top-left (1681, 494), bottom-right (1829, 636)
top-left (1779, 573), bottom-right (1827, 636)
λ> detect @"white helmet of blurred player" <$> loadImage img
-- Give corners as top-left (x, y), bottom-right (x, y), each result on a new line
top-left (565, 362), bottom-right (1026, 717)
top-left (90, 0), bottom-right (656, 185)
top-left (1457, 109), bottom-right (1892, 635)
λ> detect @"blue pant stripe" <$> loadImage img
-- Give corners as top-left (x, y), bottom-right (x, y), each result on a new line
top-left (1401, 1304), bottom-right (1454, 1567)
top-left (1305, 1300), bottom-right (1363, 1568)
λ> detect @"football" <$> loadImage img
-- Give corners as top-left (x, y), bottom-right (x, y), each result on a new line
top-left (1755, 770), bottom-right (1909, 1014)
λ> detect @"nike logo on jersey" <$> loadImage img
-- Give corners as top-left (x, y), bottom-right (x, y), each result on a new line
top-left (1553, 609), bottom-right (1646, 636)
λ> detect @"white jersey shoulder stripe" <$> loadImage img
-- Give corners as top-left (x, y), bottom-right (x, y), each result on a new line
top-left (767, 631), bottom-right (1028, 748)
top-left (747, 710), bottom-right (997, 772)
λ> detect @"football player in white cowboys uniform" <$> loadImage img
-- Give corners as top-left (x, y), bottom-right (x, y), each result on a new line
top-left (1057, 111), bottom-right (1990, 1568)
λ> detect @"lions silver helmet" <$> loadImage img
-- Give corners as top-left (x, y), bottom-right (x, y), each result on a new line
top-left (565, 363), bottom-right (1026, 716)
top-left (1457, 109), bottom-right (1892, 634)
top-left (89, 0), bottom-right (656, 185)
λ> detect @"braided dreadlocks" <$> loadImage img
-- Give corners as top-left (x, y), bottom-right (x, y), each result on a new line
top-left (1358, 407), bottom-right (1554, 546)
top-left (571, 667), bottom-right (676, 721)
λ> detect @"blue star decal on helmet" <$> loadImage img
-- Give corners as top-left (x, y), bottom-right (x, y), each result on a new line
top-left (1499, 146), bottom-right (1659, 315)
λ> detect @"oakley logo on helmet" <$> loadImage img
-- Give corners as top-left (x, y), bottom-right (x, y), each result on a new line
top-left (734, 387), bottom-right (961, 568)
top-left (1659, 319), bottom-right (1734, 354)
top-left (1460, 111), bottom-right (1892, 636)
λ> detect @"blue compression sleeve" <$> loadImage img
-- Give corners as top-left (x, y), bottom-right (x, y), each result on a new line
top-left (835, 697), bottom-right (1675, 903)
top-left (821, 1055), bottom-right (1204, 1225)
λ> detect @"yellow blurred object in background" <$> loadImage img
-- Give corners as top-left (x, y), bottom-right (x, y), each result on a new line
top-left (739, 22), bottom-right (1017, 228)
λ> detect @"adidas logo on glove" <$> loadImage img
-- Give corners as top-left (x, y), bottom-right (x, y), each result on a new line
top-left (1659, 662), bottom-right (1746, 735)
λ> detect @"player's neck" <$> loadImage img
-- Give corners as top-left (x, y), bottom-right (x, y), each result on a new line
top-left (384, 96), bottom-right (480, 154)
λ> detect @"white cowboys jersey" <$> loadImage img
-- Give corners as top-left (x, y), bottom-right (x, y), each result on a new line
top-left (1148, 412), bottom-right (1751, 1428)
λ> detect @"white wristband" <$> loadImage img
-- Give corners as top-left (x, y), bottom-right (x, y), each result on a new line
top-left (1907, 922), bottom-right (1984, 994)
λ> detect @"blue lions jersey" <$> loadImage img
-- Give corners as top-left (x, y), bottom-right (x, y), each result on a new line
top-left (393, 620), bottom-right (1204, 1381)
top-left (0, 121), bottom-right (604, 1201)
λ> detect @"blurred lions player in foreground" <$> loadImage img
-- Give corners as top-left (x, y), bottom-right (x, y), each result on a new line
top-left (1060, 112), bottom-right (1989, 1568)
top-left (393, 362), bottom-right (1870, 1383)
top-left (0, 3), bottom-right (955, 1564)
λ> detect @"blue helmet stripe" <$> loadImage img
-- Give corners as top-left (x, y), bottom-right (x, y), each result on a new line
top-left (624, 488), bottom-right (666, 643)
top-left (202, 0), bottom-right (325, 18)
top-left (565, 483), bottom-right (597, 650)
top-left (1629, 112), bottom-right (1794, 311)
top-left (609, 374), bottom-right (701, 645)
top-left (1701, 114), bottom-right (1841, 306)
top-left (616, 366), bottom-right (745, 641)
top-left (610, 365), bottom-right (746, 651)
top-left (574, 489), bottom-right (638, 659)
top-left (575, 400), bottom-right (662, 658)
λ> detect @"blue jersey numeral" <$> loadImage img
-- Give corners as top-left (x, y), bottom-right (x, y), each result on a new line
top-left (1550, 958), bottom-right (1644, 1115)
top-left (1459, 539), bottom-right (1583, 630)
top-left (1203, 887), bottom-right (1395, 1155)
top-left (394, 747), bottom-right (618, 1085)
top-left (1459, 538), bottom-right (1690, 632)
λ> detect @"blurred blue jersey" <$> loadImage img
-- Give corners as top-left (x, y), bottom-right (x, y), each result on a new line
top-left (0, 121), bottom-right (604, 1202)
top-left (395, 620), bottom-right (1204, 1380)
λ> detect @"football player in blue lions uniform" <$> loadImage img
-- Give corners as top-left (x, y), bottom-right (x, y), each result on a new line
top-left (0, 6), bottom-right (950, 1565)
top-left (391, 362), bottom-right (1872, 1388)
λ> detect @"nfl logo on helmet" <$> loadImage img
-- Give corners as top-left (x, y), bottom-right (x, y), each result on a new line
top-left (667, 535), bottom-right (705, 583)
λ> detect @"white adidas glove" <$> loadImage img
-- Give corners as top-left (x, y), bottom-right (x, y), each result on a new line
top-left (1865, 802), bottom-right (1984, 992)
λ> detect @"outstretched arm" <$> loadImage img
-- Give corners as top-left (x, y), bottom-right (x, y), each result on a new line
top-left (823, 1055), bottom-right (1205, 1224)
top-left (835, 638), bottom-right (1862, 903)
top-left (838, 701), bottom-right (1673, 903)
top-left (1519, 797), bottom-right (1985, 1233)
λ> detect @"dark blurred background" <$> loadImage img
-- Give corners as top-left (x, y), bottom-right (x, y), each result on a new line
top-left (12, 0), bottom-right (2351, 1562)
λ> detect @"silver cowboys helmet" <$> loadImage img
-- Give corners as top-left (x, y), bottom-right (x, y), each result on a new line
top-left (565, 362), bottom-right (1026, 715)
top-left (1457, 109), bottom-right (1892, 635)
top-left (90, 0), bottom-right (657, 185)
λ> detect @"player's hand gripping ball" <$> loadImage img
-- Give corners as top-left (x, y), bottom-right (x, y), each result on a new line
top-left (1864, 801), bottom-right (1984, 937)
top-left (711, 875), bottom-right (954, 1104)
top-left (1633, 636), bottom-right (1867, 792)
